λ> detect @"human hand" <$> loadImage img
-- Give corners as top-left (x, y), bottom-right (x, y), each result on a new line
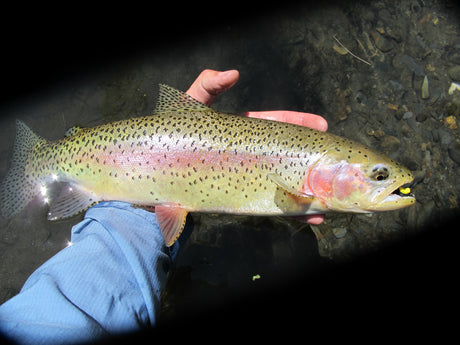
top-left (186, 69), bottom-right (328, 225)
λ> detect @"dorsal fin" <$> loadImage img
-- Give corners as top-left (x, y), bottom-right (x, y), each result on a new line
top-left (64, 125), bottom-right (85, 137)
top-left (154, 84), bottom-right (212, 114)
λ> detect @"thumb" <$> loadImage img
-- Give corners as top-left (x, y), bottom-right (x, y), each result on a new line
top-left (186, 69), bottom-right (239, 105)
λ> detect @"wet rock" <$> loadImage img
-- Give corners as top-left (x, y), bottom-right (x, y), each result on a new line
top-left (448, 51), bottom-right (460, 65)
top-left (385, 26), bottom-right (402, 43)
top-left (406, 117), bottom-right (420, 133)
top-left (428, 87), bottom-right (443, 105)
top-left (431, 128), bottom-right (440, 142)
top-left (403, 111), bottom-right (413, 119)
top-left (374, 128), bottom-right (385, 138)
top-left (355, 90), bottom-right (368, 105)
top-left (400, 54), bottom-right (425, 76)
top-left (1, 226), bottom-right (19, 245)
top-left (399, 122), bottom-right (412, 137)
top-left (446, 97), bottom-right (460, 117)
top-left (438, 128), bottom-right (453, 147)
top-left (380, 135), bottom-right (401, 153)
top-left (361, 9), bottom-right (375, 22)
top-left (370, 31), bottom-right (393, 52)
top-left (416, 112), bottom-right (428, 122)
top-left (415, 33), bottom-right (428, 50)
top-left (332, 227), bottom-right (347, 239)
top-left (394, 108), bottom-right (405, 121)
top-left (399, 152), bottom-right (419, 172)
top-left (448, 65), bottom-right (460, 82)
top-left (413, 103), bottom-right (423, 116)
top-left (388, 80), bottom-right (405, 101)
top-left (448, 141), bottom-right (460, 165)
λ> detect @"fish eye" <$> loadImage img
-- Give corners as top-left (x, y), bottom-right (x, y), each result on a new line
top-left (370, 164), bottom-right (389, 181)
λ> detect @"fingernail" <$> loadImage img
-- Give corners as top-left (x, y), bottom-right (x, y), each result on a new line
top-left (219, 69), bottom-right (239, 79)
top-left (219, 69), bottom-right (235, 75)
top-left (319, 120), bottom-right (328, 132)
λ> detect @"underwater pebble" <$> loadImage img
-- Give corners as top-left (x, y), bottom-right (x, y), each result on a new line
top-left (415, 33), bottom-right (427, 50)
top-left (374, 129), bottom-right (385, 138)
top-left (413, 102), bottom-right (423, 115)
top-left (380, 135), bottom-right (401, 153)
top-left (401, 54), bottom-right (425, 76)
top-left (403, 111), bottom-right (413, 119)
top-left (332, 227), bottom-right (347, 239)
top-left (401, 122), bottom-right (412, 137)
top-left (370, 31), bottom-right (393, 52)
top-left (448, 141), bottom-right (460, 165)
top-left (448, 51), bottom-right (460, 65)
top-left (405, 117), bottom-right (420, 133)
top-left (388, 80), bottom-right (405, 101)
top-left (394, 108), bottom-right (404, 121)
top-left (428, 87), bottom-right (442, 105)
top-left (446, 97), bottom-right (460, 116)
top-left (431, 128), bottom-right (440, 142)
top-left (416, 112), bottom-right (427, 122)
top-left (438, 128), bottom-right (453, 147)
top-left (355, 91), bottom-right (368, 105)
top-left (448, 66), bottom-right (460, 82)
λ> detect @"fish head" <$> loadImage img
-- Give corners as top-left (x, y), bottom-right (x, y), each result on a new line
top-left (302, 146), bottom-right (415, 213)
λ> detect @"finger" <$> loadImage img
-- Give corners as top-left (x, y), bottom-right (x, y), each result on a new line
top-left (186, 69), bottom-right (240, 105)
top-left (292, 214), bottom-right (325, 225)
top-left (243, 110), bottom-right (328, 132)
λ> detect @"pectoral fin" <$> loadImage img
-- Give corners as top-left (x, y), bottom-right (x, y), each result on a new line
top-left (267, 173), bottom-right (315, 200)
top-left (155, 205), bottom-right (189, 247)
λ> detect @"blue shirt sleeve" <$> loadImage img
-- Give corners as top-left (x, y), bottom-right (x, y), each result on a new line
top-left (0, 201), bottom-right (180, 345)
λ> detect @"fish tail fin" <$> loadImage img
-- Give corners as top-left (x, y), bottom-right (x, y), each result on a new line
top-left (0, 120), bottom-right (47, 218)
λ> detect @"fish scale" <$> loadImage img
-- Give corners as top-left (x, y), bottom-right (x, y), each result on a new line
top-left (0, 84), bottom-right (415, 246)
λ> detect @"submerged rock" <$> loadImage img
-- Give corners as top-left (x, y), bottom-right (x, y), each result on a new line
top-left (400, 54), bottom-right (425, 76)
top-left (448, 141), bottom-right (460, 166)
top-left (380, 135), bottom-right (401, 154)
top-left (448, 66), bottom-right (460, 81)
top-left (370, 31), bottom-right (393, 52)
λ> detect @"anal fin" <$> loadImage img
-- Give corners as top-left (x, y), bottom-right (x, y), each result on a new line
top-left (155, 205), bottom-right (189, 247)
top-left (47, 184), bottom-right (99, 220)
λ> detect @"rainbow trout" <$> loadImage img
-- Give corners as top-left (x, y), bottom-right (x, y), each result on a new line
top-left (0, 85), bottom-right (415, 246)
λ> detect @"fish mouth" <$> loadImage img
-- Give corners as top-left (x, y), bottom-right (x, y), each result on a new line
top-left (367, 180), bottom-right (416, 211)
